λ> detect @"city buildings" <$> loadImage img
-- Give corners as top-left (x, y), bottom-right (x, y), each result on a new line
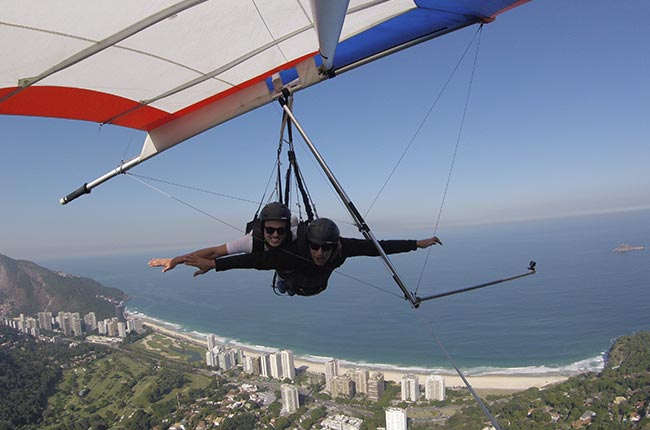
top-left (367, 372), bottom-right (385, 401)
top-left (400, 374), bottom-right (420, 402)
top-left (243, 355), bottom-right (261, 374)
top-left (207, 333), bottom-right (216, 351)
top-left (351, 368), bottom-right (369, 395)
top-left (207, 338), bottom-right (296, 382)
top-left (205, 345), bottom-right (239, 371)
top-left (425, 375), bottom-right (445, 401)
top-left (280, 384), bottom-right (299, 413)
top-left (3, 310), bottom-right (142, 339)
top-left (269, 352), bottom-right (282, 379)
top-left (332, 375), bottom-right (355, 399)
top-left (206, 350), bottom-right (217, 367)
top-left (325, 359), bottom-right (339, 393)
top-left (385, 407), bottom-right (407, 430)
top-left (321, 414), bottom-right (363, 430)
top-left (281, 349), bottom-right (296, 380)
top-left (38, 312), bottom-right (53, 331)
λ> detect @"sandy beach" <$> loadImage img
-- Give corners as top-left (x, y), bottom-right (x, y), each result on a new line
top-left (135, 315), bottom-right (570, 393)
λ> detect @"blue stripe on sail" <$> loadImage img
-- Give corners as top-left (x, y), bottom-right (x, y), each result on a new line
top-left (332, 7), bottom-right (480, 70)
top-left (264, 0), bottom-right (520, 91)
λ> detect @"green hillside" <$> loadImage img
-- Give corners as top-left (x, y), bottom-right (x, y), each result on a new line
top-left (0, 253), bottom-right (127, 320)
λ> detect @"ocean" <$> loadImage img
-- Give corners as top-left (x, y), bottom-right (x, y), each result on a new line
top-left (41, 209), bottom-right (650, 376)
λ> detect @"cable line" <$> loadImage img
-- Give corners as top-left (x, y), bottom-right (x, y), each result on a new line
top-left (413, 310), bottom-right (504, 430)
top-left (127, 172), bottom-right (260, 205)
top-left (125, 173), bottom-right (247, 234)
top-left (414, 25), bottom-right (484, 296)
top-left (127, 172), bottom-right (402, 299)
top-left (364, 25), bottom-right (484, 218)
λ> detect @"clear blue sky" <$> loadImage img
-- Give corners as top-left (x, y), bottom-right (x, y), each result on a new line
top-left (2, 0), bottom-right (648, 260)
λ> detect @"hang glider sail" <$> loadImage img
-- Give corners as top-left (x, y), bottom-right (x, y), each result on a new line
top-left (0, 0), bottom-right (529, 202)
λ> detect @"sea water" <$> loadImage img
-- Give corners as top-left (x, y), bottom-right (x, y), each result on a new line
top-left (41, 210), bottom-right (650, 375)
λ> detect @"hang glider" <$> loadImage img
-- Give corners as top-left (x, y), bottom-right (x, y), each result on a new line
top-left (1, 0), bottom-right (530, 202)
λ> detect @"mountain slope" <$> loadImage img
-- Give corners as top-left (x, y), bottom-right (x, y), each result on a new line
top-left (0, 253), bottom-right (127, 320)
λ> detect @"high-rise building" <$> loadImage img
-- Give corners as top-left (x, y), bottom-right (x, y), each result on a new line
top-left (367, 372), bottom-right (385, 401)
top-left (400, 374), bottom-right (419, 402)
top-left (115, 304), bottom-right (126, 322)
top-left (243, 356), bottom-right (261, 374)
top-left (84, 312), bottom-right (97, 331)
top-left (280, 384), bottom-right (299, 413)
top-left (117, 321), bottom-right (127, 338)
top-left (207, 334), bottom-right (217, 351)
top-left (105, 318), bottom-right (118, 337)
top-left (227, 349), bottom-right (238, 367)
top-left (385, 407), bottom-right (407, 430)
top-left (325, 359), bottom-right (339, 393)
top-left (425, 375), bottom-right (445, 401)
top-left (281, 350), bottom-right (296, 380)
top-left (332, 375), bottom-right (355, 399)
top-left (218, 350), bottom-right (233, 370)
top-left (58, 312), bottom-right (72, 336)
top-left (71, 315), bottom-right (83, 337)
top-left (206, 351), bottom-right (217, 367)
top-left (351, 368), bottom-right (369, 394)
top-left (260, 354), bottom-right (271, 378)
top-left (269, 352), bottom-right (282, 379)
top-left (38, 312), bottom-right (52, 331)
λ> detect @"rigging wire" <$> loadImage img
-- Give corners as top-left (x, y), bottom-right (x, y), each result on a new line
top-left (414, 25), bottom-right (484, 296)
top-left (126, 88), bottom-right (502, 429)
top-left (412, 310), bottom-right (504, 430)
top-left (364, 25), bottom-right (484, 218)
top-left (127, 172), bottom-right (260, 205)
top-left (120, 128), bottom-right (139, 166)
top-left (125, 173), bottom-right (247, 234)
top-left (126, 172), bottom-right (402, 298)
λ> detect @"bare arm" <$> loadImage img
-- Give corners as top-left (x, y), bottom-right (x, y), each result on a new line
top-left (183, 254), bottom-right (217, 277)
top-left (148, 244), bottom-right (228, 273)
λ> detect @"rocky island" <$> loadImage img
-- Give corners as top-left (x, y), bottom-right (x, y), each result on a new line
top-left (613, 243), bottom-right (645, 253)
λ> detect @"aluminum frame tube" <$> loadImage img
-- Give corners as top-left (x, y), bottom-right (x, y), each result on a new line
top-left (60, 156), bottom-right (142, 205)
top-left (279, 96), bottom-right (420, 308)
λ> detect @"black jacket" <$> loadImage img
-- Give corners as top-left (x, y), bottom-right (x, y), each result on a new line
top-left (215, 237), bottom-right (417, 296)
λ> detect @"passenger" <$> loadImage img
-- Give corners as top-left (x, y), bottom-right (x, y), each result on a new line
top-left (148, 202), bottom-right (297, 276)
top-left (184, 217), bottom-right (442, 296)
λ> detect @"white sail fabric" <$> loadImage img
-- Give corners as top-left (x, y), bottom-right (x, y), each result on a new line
top-left (1, 0), bottom-right (529, 165)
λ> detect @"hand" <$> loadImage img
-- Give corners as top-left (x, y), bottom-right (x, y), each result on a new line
top-left (416, 236), bottom-right (442, 248)
top-left (148, 257), bottom-right (176, 272)
top-left (184, 255), bottom-right (215, 277)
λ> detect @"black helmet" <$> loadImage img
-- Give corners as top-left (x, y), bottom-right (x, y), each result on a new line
top-left (259, 202), bottom-right (291, 223)
top-left (307, 218), bottom-right (340, 245)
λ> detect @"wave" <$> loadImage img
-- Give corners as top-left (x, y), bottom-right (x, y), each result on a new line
top-left (125, 307), bottom-right (605, 377)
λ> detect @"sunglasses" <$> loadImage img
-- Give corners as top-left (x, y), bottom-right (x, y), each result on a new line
top-left (309, 242), bottom-right (335, 252)
top-left (264, 226), bottom-right (287, 235)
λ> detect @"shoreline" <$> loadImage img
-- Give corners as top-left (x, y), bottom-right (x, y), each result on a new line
top-left (130, 312), bottom-right (576, 392)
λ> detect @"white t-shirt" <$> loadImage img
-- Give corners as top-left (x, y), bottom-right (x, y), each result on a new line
top-left (225, 216), bottom-right (299, 255)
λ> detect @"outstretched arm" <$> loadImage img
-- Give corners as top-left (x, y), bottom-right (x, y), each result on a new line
top-left (416, 236), bottom-right (442, 248)
top-left (184, 248), bottom-right (304, 277)
top-left (148, 244), bottom-right (228, 273)
top-left (341, 235), bottom-right (442, 257)
top-left (183, 254), bottom-right (218, 277)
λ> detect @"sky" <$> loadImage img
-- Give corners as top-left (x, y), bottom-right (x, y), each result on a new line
top-left (1, 0), bottom-right (649, 260)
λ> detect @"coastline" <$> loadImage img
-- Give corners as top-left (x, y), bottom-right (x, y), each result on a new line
top-left (130, 312), bottom-right (574, 392)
